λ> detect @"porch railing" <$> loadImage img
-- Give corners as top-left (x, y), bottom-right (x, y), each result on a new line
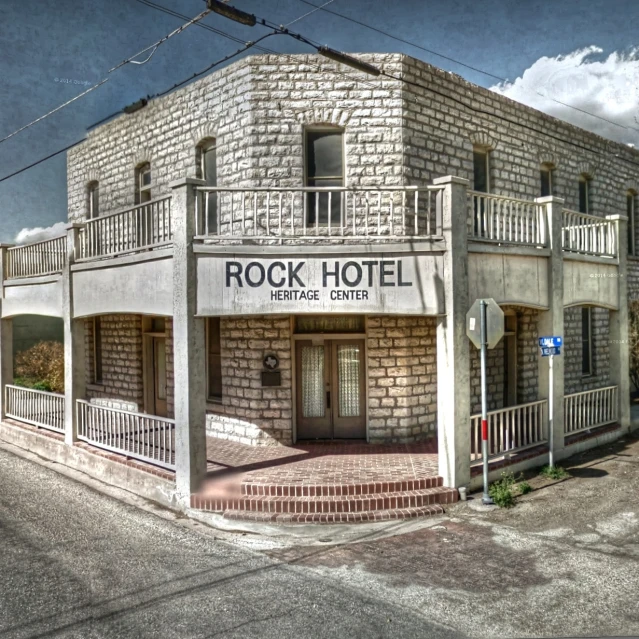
top-left (5, 236), bottom-right (66, 279)
top-left (468, 192), bottom-right (546, 246)
top-left (4, 384), bottom-right (65, 433)
top-left (76, 400), bottom-right (175, 470)
top-left (564, 385), bottom-right (618, 435)
top-left (562, 209), bottom-right (616, 257)
top-left (78, 196), bottom-right (172, 260)
top-left (194, 186), bottom-right (443, 240)
top-left (470, 399), bottom-right (548, 463)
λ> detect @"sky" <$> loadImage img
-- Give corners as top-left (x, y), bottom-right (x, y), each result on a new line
top-left (1, 0), bottom-right (639, 243)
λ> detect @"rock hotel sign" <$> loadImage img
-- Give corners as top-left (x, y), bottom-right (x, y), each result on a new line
top-left (197, 254), bottom-right (444, 315)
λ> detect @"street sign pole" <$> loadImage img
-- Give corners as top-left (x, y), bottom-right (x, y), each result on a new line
top-left (480, 300), bottom-right (493, 505)
top-left (548, 353), bottom-right (554, 468)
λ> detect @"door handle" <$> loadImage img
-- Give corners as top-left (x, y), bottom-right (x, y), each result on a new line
top-left (326, 391), bottom-right (331, 409)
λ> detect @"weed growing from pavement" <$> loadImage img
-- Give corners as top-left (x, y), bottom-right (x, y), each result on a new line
top-left (489, 471), bottom-right (517, 508)
top-left (540, 465), bottom-right (569, 480)
top-left (518, 481), bottom-right (532, 495)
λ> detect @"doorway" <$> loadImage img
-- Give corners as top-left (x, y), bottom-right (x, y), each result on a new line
top-left (143, 317), bottom-right (168, 417)
top-left (295, 339), bottom-right (366, 440)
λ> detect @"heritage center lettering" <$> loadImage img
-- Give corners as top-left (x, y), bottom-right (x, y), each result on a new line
top-left (225, 260), bottom-right (413, 301)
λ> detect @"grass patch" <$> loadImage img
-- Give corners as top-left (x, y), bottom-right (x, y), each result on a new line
top-left (540, 465), bottom-right (569, 480)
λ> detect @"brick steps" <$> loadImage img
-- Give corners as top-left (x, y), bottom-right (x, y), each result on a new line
top-left (222, 504), bottom-right (446, 524)
top-left (191, 479), bottom-right (457, 523)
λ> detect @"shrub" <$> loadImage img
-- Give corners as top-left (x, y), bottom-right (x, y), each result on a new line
top-left (489, 471), bottom-right (517, 508)
top-left (518, 481), bottom-right (532, 495)
top-left (14, 341), bottom-right (64, 393)
top-left (540, 465), bottom-right (569, 480)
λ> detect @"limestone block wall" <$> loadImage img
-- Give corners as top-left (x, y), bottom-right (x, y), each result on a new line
top-left (469, 307), bottom-right (539, 414)
top-left (563, 306), bottom-right (611, 395)
top-left (366, 316), bottom-right (437, 443)
top-left (206, 315), bottom-right (293, 445)
top-left (84, 314), bottom-right (144, 409)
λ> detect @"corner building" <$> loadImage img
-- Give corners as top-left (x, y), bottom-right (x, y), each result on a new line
top-left (0, 53), bottom-right (636, 516)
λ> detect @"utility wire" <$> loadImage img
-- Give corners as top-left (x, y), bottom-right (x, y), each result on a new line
top-left (284, 0), bottom-right (335, 27)
top-left (294, 0), bottom-right (639, 135)
top-left (0, 8), bottom-right (211, 146)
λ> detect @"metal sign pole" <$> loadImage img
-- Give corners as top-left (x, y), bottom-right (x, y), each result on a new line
top-left (480, 299), bottom-right (492, 504)
top-left (548, 353), bottom-right (554, 468)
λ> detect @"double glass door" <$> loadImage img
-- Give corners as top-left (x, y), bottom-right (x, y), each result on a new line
top-left (295, 339), bottom-right (366, 440)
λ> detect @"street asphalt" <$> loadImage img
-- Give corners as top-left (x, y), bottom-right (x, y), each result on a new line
top-left (2, 433), bottom-right (639, 638)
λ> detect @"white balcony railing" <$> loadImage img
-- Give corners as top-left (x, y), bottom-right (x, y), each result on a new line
top-left (468, 192), bottom-right (546, 246)
top-left (78, 196), bottom-right (172, 260)
top-left (470, 399), bottom-right (548, 463)
top-left (195, 186), bottom-right (443, 241)
top-left (562, 209), bottom-right (617, 257)
top-left (564, 385), bottom-right (618, 435)
top-left (4, 384), bottom-right (65, 433)
top-left (76, 400), bottom-right (175, 470)
top-left (5, 236), bottom-right (66, 279)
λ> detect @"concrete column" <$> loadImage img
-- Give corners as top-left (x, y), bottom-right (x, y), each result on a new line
top-left (607, 214), bottom-right (631, 432)
top-left (63, 224), bottom-right (86, 445)
top-left (433, 175), bottom-right (471, 488)
top-left (171, 177), bottom-right (207, 499)
top-left (535, 196), bottom-right (565, 456)
top-left (0, 244), bottom-right (13, 420)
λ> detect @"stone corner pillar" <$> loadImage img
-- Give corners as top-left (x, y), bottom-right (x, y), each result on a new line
top-left (535, 195), bottom-right (565, 456)
top-left (0, 244), bottom-right (14, 420)
top-left (606, 213), bottom-right (631, 431)
top-left (170, 177), bottom-right (207, 500)
top-left (433, 175), bottom-right (471, 488)
top-left (63, 223), bottom-right (85, 445)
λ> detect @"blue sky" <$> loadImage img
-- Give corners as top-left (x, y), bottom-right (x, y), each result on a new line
top-left (1, 0), bottom-right (638, 242)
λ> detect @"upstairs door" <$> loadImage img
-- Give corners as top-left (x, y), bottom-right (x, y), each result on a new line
top-left (296, 339), bottom-right (366, 440)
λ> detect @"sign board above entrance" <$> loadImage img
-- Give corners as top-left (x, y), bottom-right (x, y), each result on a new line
top-left (197, 254), bottom-right (445, 316)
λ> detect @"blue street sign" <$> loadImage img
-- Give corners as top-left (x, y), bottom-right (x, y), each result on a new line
top-left (538, 336), bottom-right (563, 348)
top-left (540, 346), bottom-right (561, 357)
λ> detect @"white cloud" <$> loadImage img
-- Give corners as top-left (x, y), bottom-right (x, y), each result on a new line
top-left (490, 46), bottom-right (639, 146)
top-left (14, 221), bottom-right (67, 245)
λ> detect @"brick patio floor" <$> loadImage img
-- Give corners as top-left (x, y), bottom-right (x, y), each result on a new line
top-left (194, 437), bottom-right (456, 524)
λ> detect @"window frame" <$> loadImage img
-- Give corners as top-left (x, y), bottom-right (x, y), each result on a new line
top-left (87, 181), bottom-right (100, 219)
top-left (579, 175), bottom-right (591, 214)
top-left (206, 317), bottom-right (222, 403)
top-left (540, 164), bottom-right (554, 198)
top-left (473, 148), bottom-right (491, 193)
top-left (135, 162), bottom-right (152, 204)
top-left (581, 307), bottom-right (593, 377)
top-left (93, 316), bottom-right (103, 385)
top-left (627, 191), bottom-right (636, 257)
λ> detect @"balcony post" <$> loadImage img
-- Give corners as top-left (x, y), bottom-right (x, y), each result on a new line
top-left (535, 196), bottom-right (565, 456)
top-left (63, 224), bottom-right (85, 445)
top-left (606, 214), bottom-right (631, 431)
top-left (170, 177), bottom-right (207, 501)
top-left (433, 176), bottom-right (471, 488)
top-left (0, 244), bottom-right (14, 420)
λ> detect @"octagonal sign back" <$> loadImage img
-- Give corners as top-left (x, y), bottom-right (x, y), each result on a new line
top-left (466, 298), bottom-right (505, 350)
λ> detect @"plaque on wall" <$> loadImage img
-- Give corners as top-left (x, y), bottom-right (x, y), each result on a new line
top-left (261, 371), bottom-right (281, 387)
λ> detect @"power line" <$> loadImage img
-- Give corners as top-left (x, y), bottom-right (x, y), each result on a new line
top-left (294, 0), bottom-right (639, 135)
top-left (284, 0), bottom-right (335, 27)
top-left (0, 8), bottom-right (212, 146)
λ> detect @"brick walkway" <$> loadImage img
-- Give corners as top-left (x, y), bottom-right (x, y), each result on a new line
top-left (194, 438), bottom-right (457, 524)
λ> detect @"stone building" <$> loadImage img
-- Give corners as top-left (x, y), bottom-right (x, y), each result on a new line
top-left (0, 53), bottom-right (635, 519)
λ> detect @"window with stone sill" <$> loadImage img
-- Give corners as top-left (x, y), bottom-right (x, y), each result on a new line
top-left (540, 164), bottom-right (554, 197)
top-left (578, 175), bottom-right (592, 214)
top-left (196, 139), bottom-right (217, 234)
top-left (87, 181), bottom-right (99, 219)
top-left (135, 162), bottom-right (152, 204)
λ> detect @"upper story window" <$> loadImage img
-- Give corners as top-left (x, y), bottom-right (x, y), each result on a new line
top-left (87, 181), bottom-right (100, 219)
top-left (540, 164), bottom-right (554, 197)
top-left (197, 139), bottom-right (217, 233)
top-left (582, 307), bottom-right (593, 376)
top-left (628, 191), bottom-right (636, 256)
top-left (305, 128), bottom-right (344, 226)
top-left (135, 162), bottom-right (152, 204)
top-left (473, 149), bottom-right (490, 193)
top-left (578, 174), bottom-right (591, 214)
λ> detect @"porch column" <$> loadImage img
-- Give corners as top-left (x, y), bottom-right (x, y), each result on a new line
top-left (607, 213), bottom-right (631, 431)
top-left (171, 177), bottom-right (207, 499)
top-left (0, 245), bottom-right (13, 420)
top-left (433, 175), bottom-right (471, 488)
top-left (63, 224), bottom-right (85, 445)
top-left (535, 196), bottom-right (565, 456)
